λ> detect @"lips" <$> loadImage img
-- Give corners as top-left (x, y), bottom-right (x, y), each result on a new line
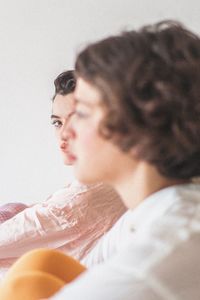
top-left (60, 143), bottom-right (77, 161)
top-left (60, 142), bottom-right (68, 152)
top-left (67, 152), bottom-right (77, 162)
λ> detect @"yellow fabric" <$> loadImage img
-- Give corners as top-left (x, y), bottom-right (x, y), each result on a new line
top-left (0, 248), bottom-right (86, 300)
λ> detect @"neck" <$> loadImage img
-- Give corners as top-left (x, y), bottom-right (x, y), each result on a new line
top-left (114, 162), bottom-right (190, 209)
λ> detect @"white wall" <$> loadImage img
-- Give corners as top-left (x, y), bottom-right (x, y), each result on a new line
top-left (0, 0), bottom-right (199, 204)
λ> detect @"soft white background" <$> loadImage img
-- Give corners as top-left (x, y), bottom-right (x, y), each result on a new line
top-left (0, 0), bottom-right (199, 204)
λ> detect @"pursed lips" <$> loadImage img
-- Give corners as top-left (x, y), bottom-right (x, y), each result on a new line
top-left (60, 142), bottom-right (77, 160)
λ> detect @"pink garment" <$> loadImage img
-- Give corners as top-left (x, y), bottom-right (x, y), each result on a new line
top-left (0, 203), bottom-right (28, 224)
top-left (0, 181), bottom-right (126, 278)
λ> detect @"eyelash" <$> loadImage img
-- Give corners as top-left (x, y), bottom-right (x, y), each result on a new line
top-left (51, 120), bottom-right (62, 128)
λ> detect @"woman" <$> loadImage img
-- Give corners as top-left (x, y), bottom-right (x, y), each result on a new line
top-left (0, 70), bottom-right (125, 278)
top-left (1, 20), bottom-right (200, 300)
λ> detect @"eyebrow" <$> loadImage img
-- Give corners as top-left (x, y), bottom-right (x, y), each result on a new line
top-left (74, 97), bottom-right (93, 107)
top-left (51, 111), bottom-right (75, 120)
top-left (74, 97), bottom-right (83, 104)
top-left (50, 114), bottom-right (60, 119)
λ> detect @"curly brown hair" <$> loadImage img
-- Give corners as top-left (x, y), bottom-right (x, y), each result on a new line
top-left (53, 70), bottom-right (76, 100)
top-left (75, 21), bottom-right (200, 180)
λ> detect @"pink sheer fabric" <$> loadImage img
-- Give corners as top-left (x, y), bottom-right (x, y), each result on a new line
top-left (0, 181), bottom-right (126, 278)
top-left (0, 203), bottom-right (28, 224)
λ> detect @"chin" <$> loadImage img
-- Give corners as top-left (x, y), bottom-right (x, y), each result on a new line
top-left (74, 167), bottom-right (100, 185)
top-left (77, 176), bottom-right (94, 185)
top-left (63, 157), bottom-right (74, 166)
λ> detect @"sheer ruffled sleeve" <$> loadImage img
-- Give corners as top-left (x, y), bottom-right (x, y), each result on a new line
top-left (0, 182), bottom-right (125, 277)
top-left (0, 203), bottom-right (28, 224)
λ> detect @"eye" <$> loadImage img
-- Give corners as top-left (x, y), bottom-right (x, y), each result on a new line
top-left (75, 109), bottom-right (90, 119)
top-left (51, 119), bottom-right (62, 128)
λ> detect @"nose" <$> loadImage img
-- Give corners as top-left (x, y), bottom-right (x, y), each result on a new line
top-left (60, 121), bottom-right (70, 141)
top-left (66, 114), bottom-right (76, 140)
top-left (60, 117), bottom-right (76, 141)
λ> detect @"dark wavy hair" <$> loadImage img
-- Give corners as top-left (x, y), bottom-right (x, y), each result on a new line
top-left (75, 21), bottom-right (200, 179)
top-left (53, 70), bottom-right (76, 100)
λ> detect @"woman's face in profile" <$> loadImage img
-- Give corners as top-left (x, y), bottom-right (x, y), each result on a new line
top-left (51, 93), bottom-right (76, 166)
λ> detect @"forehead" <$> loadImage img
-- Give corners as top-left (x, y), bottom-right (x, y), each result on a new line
top-left (75, 78), bottom-right (102, 106)
top-left (52, 94), bottom-right (75, 115)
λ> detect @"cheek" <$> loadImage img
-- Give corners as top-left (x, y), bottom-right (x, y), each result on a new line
top-left (77, 127), bottom-right (101, 152)
top-left (54, 129), bottom-right (61, 142)
top-left (54, 130), bottom-right (59, 139)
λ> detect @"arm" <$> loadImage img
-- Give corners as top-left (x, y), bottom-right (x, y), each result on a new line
top-left (0, 203), bottom-right (28, 224)
top-left (0, 183), bottom-right (125, 264)
top-left (0, 186), bottom-right (87, 259)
